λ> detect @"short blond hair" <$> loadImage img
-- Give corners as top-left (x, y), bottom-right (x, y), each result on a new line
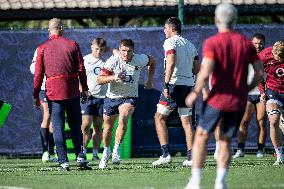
top-left (273, 41), bottom-right (284, 60)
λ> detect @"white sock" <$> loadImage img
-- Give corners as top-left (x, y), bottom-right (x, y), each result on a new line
top-left (215, 142), bottom-right (220, 156)
top-left (104, 147), bottom-right (110, 153)
top-left (190, 168), bottom-right (202, 185)
top-left (113, 141), bottom-right (120, 154)
top-left (93, 149), bottom-right (98, 156)
top-left (216, 167), bottom-right (227, 183)
top-left (275, 147), bottom-right (283, 160)
top-left (83, 148), bottom-right (87, 155)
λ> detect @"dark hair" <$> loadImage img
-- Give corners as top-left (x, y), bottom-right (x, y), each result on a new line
top-left (92, 38), bottom-right (107, 47)
top-left (165, 17), bottom-right (182, 34)
top-left (252, 33), bottom-right (265, 42)
top-left (120, 39), bottom-right (134, 49)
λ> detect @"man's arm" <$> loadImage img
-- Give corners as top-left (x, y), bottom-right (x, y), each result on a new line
top-left (33, 48), bottom-right (45, 107)
top-left (249, 59), bottom-right (264, 92)
top-left (192, 59), bottom-right (200, 75)
top-left (144, 56), bottom-right (156, 89)
top-left (97, 68), bottom-right (126, 85)
top-left (186, 57), bottom-right (215, 107)
top-left (163, 52), bottom-right (175, 99)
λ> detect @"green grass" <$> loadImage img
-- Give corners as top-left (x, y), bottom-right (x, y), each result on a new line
top-left (0, 155), bottom-right (283, 189)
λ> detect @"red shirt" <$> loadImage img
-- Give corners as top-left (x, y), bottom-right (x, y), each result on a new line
top-left (203, 31), bottom-right (258, 112)
top-left (33, 35), bottom-right (88, 100)
top-left (258, 47), bottom-right (284, 94)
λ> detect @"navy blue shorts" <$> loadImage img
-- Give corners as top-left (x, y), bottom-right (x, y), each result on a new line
top-left (158, 85), bottom-right (193, 109)
top-left (266, 88), bottom-right (284, 107)
top-left (80, 96), bottom-right (104, 117)
top-left (39, 90), bottom-right (47, 102)
top-left (103, 97), bottom-right (138, 116)
top-left (247, 95), bottom-right (260, 105)
top-left (198, 103), bottom-right (244, 138)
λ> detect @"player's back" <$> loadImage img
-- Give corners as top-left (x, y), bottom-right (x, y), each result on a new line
top-left (204, 31), bottom-right (257, 111)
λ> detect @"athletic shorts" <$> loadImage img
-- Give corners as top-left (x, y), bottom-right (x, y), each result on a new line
top-left (158, 84), bottom-right (193, 109)
top-left (80, 96), bottom-right (104, 117)
top-left (198, 102), bottom-right (244, 138)
top-left (266, 88), bottom-right (284, 108)
top-left (39, 90), bottom-right (47, 103)
top-left (103, 97), bottom-right (138, 116)
top-left (247, 95), bottom-right (260, 105)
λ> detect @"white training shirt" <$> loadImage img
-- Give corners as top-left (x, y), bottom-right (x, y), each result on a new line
top-left (103, 53), bottom-right (149, 98)
top-left (247, 64), bottom-right (260, 95)
top-left (83, 54), bottom-right (107, 98)
top-left (30, 48), bottom-right (46, 91)
top-left (164, 35), bottom-right (198, 86)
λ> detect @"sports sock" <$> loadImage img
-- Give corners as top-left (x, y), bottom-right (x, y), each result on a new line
top-left (48, 132), bottom-right (55, 155)
top-left (93, 149), bottom-right (98, 156)
top-left (216, 167), bottom-right (227, 183)
top-left (113, 141), bottom-right (120, 154)
top-left (83, 148), bottom-right (87, 155)
top-left (237, 143), bottom-right (245, 152)
top-left (257, 143), bottom-right (264, 152)
top-left (190, 168), bottom-right (202, 184)
top-left (161, 144), bottom-right (170, 158)
top-left (275, 147), bottom-right (283, 160)
top-left (187, 149), bottom-right (192, 161)
top-left (40, 128), bottom-right (49, 152)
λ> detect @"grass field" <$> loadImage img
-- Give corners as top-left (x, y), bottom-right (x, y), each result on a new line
top-left (0, 154), bottom-right (283, 189)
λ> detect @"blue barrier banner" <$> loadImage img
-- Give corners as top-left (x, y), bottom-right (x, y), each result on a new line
top-left (0, 25), bottom-right (283, 154)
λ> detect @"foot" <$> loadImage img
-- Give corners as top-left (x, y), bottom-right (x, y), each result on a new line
top-left (58, 162), bottom-right (70, 171)
top-left (214, 181), bottom-right (228, 189)
top-left (256, 151), bottom-right (264, 158)
top-left (273, 158), bottom-right (284, 166)
top-left (112, 152), bottom-right (121, 164)
top-left (152, 155), bottom-right (171, 166)
top-left (232, 150), bottom-right (244, 159)
top-left (77, 154), bottom-right (92, 170)
top-left (42, 151), bottom-right (50, 163)
top-left (184, 179), bottom-right (200, 189)
top-left (182, 159), bottom-right (192, 167)
top-left (99, 149), bottom-right (110, 169)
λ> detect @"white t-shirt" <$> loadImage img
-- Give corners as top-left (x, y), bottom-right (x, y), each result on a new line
top-left (164, 35), bottom-right (198, 86)
top-left (103, 53), bottom-right (149, 98)
top-left (83, 54), bottom-right (107, 98)
top-left (247, 64), bottom-right (260, 95)
top-left (30, 49), bottom-right (46, 91)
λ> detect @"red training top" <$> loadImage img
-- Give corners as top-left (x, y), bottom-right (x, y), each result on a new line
top-left (203, 31), bottom-right (259, 112)
top-left (33, 35), bottom-right (88, 100)
top-left (258, 47), bottom-right (284, 94)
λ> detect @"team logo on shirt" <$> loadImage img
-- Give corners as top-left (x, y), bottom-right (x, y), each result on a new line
top-left (275, 67), bottom-right (284, 77)
top-left (94, 67), bottom-right (102, 75)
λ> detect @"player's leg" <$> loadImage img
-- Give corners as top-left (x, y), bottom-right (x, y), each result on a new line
top-left (48, 123), bottom-right (57, 162)
top-left (92, 116), bottom-right (103, 160)
top-left (112, 100), bottom-right (136, 164)
top-left (92, 98), bottom-right (104, 160)
top-left (81, 115), bottom-right (92, 156)
top-left (215, 111), bottom-right (243, 189)
top-left (66, 97), bottom-right (92, 170)
top-left (80, 97), bottom-right (93, 156)
top-left (233, 101), bottom-right (254, 158)
top-left (179, 108), bottom-right (194, 167)
top-left (255, 101), bottom-right (266, 158)
top-left (99, 97), bottom-right (118, 169)
top-left (39, 91), bottom-right (51, 163)
top-left (99, 114), bottom-right (117, 168)
top-left (266, 89), bottom-right (284, 165)
top-left (185, 104), bottom-right (221, 189)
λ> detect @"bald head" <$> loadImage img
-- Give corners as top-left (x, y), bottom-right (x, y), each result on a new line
top-left (48, 18), bottom-right (64, 35)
